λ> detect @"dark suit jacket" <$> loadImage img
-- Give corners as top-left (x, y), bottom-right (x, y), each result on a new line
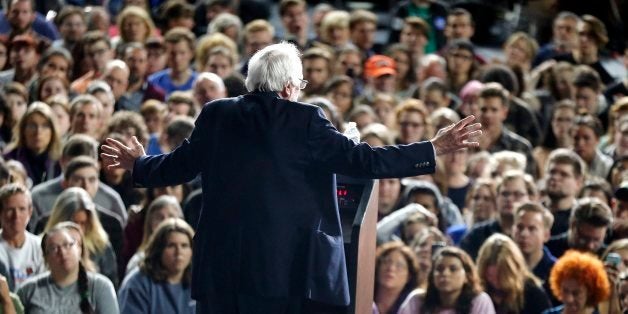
top-left (132, 91), bottom-right (436, 306)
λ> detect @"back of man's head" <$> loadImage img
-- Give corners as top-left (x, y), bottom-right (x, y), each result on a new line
top-left (61, 134), bottom-right (99, 169)
top-left (245, 42), bottom-right (302, 93)
top-left (165, 116), bottom-right (195, 151)
top-left (64, 156), bottom-right (99, 181)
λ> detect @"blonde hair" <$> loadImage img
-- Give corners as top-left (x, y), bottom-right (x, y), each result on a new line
top-left (44, 187), bottom-right (109, 255)
top-left (195, 33), bottom-right (238, 70)
top-left (117, 5), bottom-right (156, 43)
top-left (8, 102), bottom-right (62, 161)
top-left (477, 234), bottom-right (540, 313)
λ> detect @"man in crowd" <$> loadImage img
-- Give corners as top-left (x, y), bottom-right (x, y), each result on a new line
top-left (547, 197), bottom-right (613, 258)
top-left (477, 82), bottom-right (536, 174)
top-left (71, 31), bottom-right (114, 94)
top-left (301, 47), bottom-right (332, 98)
top-left (148, 27), bottom-right (198, 95)
top-left (278, 0), bottom-right (310, 50)
top-left (0, 0), bottom-right (59, 40)
top-left (30, 134), bottom-right (127, 230)
top-left (542, 148), bottom-right (585, 235)
top-left (461, 170), bottom-right (535, 259)
top-left (68, 94), bottom-right (104, 140)
top-left (0, 34), bottom-right (41, 86)
top-left (0, 184), bottom-right (45, 290)
top-left (533, 12), bottom-right (580, 66)
top-left (512, 202), bottom-right (556, 283)
top-left (118, 43), bottom-right (166, 112)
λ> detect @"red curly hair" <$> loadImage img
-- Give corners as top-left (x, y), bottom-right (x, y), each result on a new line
top-left (549, 250), bottom-right (610, 306)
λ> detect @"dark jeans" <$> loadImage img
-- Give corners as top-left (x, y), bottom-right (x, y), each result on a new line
top-left (196, 293), bottom-right (347, 314)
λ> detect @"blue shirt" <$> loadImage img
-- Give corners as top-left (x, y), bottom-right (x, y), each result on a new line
top-left (118, 268), bottom-right (195, 314)
top-left (147, 69), bottom-right (197, 96)
top-left (0, 11), bottom-right (59, 41)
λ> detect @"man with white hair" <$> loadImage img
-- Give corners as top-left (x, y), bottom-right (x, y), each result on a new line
top-left (102, 59), bottom-right (130, 105)
top-left (101, 42), bottom-right (482, 313)
top-left (192, 72), bottom-right (226, 106)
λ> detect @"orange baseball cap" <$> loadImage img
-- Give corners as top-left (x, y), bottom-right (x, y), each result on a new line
top-left (364, 55), bottom-right (397, 79)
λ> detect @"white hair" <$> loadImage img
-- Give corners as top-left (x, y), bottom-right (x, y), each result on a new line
top-left (194, 72), bottom-right (225, 92)
top-left (104, 59), bottom-right (129, 75)
top-left (419, 54), bottom-right (446, 68)
top-left (207, 13), bottom-right (242, 37)
top-left (245, 42), bottom-right (302, 92)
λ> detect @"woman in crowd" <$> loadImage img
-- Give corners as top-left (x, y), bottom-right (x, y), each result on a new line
top-left (324, 75), bottom-right (355, 120)
top-left (113, 5), bottom-right (157, 49)
top-left (318, 10), bottom-right (351, 50)
top-left (17, 222), bottom-right (118, 314)
top-left (37, 75), bottom-right (70, 102)
top-left (409, 227), bottom-right (448, 291)
top-left (599, 239), bottom-right (628, 314)
top-left (445, 40), bottom-right (479, 96)
top-left (394, 99), bottom-right (431, 145)
top-left (125, 195), bottom-right (184, 275)
top-left (372, 93), bottom-right (398, 129)
top-left (373, 241), bottom-right (421, 314)
top-left (543, 250), bottom-right (610, 314)
top-left (2, 82), bottom-right (28, 127)
top-left (398, 246), bottom-right (495, 313)
top-left (4, 102), bottom-right (62, 186)
top-left (477, 234), bottom-right (552, 313)
top-left (386, 43), bottom-right (418, 99)
top-left (44, 187), bottom-right (118, 287)
top-left (503, 32), bottom-right (539, 93)
top-left (463, 178), bottom-right (497, 227)
top-left (533, 100), bottom-right (576, 178)
top-left (118, 218), bottom-right (195, 314)
top-left (572, 114), bottom-right (613, 179)
top-left (47, 97), bottom-right (71, 138)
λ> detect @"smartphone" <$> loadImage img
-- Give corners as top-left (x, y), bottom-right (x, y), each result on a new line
top-left (606, 252), bottom-right (622, 268)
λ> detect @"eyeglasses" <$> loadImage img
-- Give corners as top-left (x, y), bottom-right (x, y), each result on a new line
top-left (46, 241), bottom-right (76, 254)
top-left (298, 79), bottom-right (308, 90)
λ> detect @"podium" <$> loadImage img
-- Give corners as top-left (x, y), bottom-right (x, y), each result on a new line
top-left (336, 175), bottom-right (379, 314)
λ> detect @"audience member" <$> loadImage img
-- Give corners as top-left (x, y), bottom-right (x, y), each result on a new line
top-left (17, 222), bottom-right (118, 313)
top-left (543, 250), bottom-right (610, 314)
top-left (118, 218), bottom-right (195, 314)
top-left (0, 184), bottom-right (45, 289)
top-left (477, 234), bottom-right (552, 313)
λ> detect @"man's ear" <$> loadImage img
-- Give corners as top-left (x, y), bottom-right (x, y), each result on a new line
top-left (61, 179), bottom-right (68, 189)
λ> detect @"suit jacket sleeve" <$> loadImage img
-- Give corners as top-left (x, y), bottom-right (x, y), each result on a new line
top-left (132, 106), bottom-right (208, 188)
top-left (307, 107), bottom-right (436, 178)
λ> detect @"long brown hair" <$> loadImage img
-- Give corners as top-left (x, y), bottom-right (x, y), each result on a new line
top-left (140, 218), bottom-right (194, 286)
top-left (423, 246), bottom-right (483, 313)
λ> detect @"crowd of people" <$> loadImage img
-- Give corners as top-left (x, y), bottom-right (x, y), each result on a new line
top-left (0, 0), bottom-right (626, 312)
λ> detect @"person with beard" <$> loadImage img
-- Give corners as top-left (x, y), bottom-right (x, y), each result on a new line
top-left (0, 0), bottom-right (59, 41)
top-left (542, 148), bottom-right (586, 236)
top-left (117, 43), bottom-right (166, 112)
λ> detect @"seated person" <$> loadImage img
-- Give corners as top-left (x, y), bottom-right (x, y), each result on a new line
top-left (17, 222), bottom-right (118, 313)
top-left (118, 218), bottom-right (195, 314)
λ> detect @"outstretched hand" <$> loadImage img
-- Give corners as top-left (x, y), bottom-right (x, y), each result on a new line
top-left (100, 136), bottom-right (146, 173)
top-left (430, 115), bottom-right (482, 156)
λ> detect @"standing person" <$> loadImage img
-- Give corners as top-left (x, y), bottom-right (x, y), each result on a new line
top-left (101, 42), bottom-right (482, 313)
